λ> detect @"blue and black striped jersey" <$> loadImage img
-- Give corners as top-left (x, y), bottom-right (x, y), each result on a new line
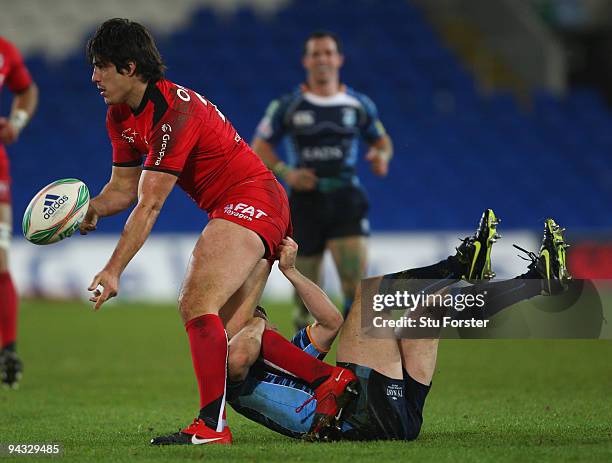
top-left (255, 86), bottom-right (386, 190)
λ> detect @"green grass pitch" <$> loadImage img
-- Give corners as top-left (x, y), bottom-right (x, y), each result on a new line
top-left (1, 299), bottom-right (611, 462)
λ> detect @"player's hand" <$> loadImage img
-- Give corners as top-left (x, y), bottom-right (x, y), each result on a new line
top-left (80, 202), bottom-right (100, 235)
top-left (278, 237), bottom-right (298, 273)
top-left (365, 147), bottom-right (390, 177)
top-left (88, 269), bottom-right (119, 310)
top-left (285, 168), bottom-right (318, 191)
top-left (0, 117), bottom-right (20, 145)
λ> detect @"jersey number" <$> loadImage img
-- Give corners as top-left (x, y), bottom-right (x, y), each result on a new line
top-left (176, 85), bottom-right (226, 122)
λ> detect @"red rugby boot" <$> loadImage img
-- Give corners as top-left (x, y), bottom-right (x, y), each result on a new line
top-left (303, 366), bottom-right (358, 440)
top-left (150, 418), bottom-right (232, 446)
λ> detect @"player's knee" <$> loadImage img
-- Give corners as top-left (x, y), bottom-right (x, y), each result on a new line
top-left (177, 292), bottom-right (203, 323)
top-left (0, 249), bottom-right (8, 273)
top-left (228, 349), bottom-right (251, 382)
top-left (0, 222), bottom-right (10, 271)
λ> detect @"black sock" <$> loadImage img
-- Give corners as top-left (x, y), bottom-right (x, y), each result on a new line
top-left (1, 342), bottom-right (16, 353)
top-left (385, 256), bottom-right (464, 280)
top-left (198, 396), bottom-right (224, 430)
top-left (457, 278), bottom-right (543, 320)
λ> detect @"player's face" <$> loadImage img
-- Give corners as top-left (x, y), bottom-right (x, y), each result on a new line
top-left (303, 37), bottom-right (344, 84)
top-left (91, 60), bottom-right (134, 105)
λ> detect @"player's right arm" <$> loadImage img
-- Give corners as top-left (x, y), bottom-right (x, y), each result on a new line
top-left (80, 166), bottom-right (140, 234)
top-left (80, 107), bottom-right (144, 234)
top-left (251, 98), bottom-right (317, 191)
top-left (278, 237), bottom-right (343, 351)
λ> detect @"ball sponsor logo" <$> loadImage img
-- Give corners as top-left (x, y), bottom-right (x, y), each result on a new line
top-left (42, 194), bottom-right (69, 220)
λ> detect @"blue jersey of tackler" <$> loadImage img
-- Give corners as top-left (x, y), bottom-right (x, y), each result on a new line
top-left (228, 327), bottom-right (327, 438)
top-left (255, 86), bottom-right (386, 191)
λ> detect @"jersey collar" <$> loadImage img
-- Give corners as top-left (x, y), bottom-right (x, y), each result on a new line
top-left (132, 80), bottom-right (158, 116)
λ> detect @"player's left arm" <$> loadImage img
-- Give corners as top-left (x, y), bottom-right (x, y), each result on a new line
top-left (0, 82), bottom-right (39, 145)
top-left (278, 237), bottom-right (343, 351)
top-left (88, 170), bottom-right (177, 310)
top-left (365, 134), bottom-right (393, 177)
top-left (358, 93), bottom-right (393, 177)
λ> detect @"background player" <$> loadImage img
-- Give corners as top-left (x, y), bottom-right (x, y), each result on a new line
top-left (82, 19), bottom-right (354, 446)
top-left (0, 36), bottom-right (38, 389)
top-left (251, 31), bottom-right (393, 329)
top-left (222, 210), bottom-right (574, 441)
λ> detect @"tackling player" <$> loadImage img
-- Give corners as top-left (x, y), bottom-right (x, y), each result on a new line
top-left (82, 19), bottom-right (356, 445)
top-left (221, 210), bottom-right (575, 441)
top-left (0, 36), bottom-right (39, 389)
top-left (252, 31), bottom-right (393, 329)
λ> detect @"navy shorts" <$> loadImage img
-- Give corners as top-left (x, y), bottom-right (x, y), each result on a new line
top-left (335, 362), bottom-right (431, 441)
top-left (290, 186), bottom-right (369, 256)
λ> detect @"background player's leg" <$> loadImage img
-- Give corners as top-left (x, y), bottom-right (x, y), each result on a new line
top-left (0, 203), bottom-right (20, 388)
top-left (179, 219), bottom-right (266, 432)
top-left (220, 259), bottom-right (271, 339)
top-left (336, 281), bottom-right (403, 379)
top-left (0, 204), bottom-right (16, 350)
top-left (293, 254), bottom-right (323, 329)
top-left (328, 235), bottom-right (367, 317)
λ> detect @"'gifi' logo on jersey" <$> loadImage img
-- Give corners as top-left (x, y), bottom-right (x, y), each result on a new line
top-left (223, 203), bottom-right (268, 222)
top-left (42, 194), bottom-right (69, 220)
top-left (156, 124), bottom-right (172, 165)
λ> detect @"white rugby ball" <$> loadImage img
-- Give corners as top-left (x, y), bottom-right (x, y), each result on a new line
top-left (22, 178), bottom-right (90, 245)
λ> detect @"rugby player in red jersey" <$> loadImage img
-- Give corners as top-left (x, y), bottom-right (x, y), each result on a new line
top-left (81, 19), bottom-right (356, 445)
top-left (0, 36), bottom-right (38, 389)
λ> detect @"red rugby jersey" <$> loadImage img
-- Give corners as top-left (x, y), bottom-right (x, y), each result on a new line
top-left (107, 78), bottom-right (273, 211)
top-left (0, 37), bottom-right (32, 95)
top-left (0, 36), bottom-right (33, 156)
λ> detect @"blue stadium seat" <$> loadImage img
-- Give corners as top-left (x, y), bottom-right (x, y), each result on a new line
top-left (8, 1), bottom-right (609, 232)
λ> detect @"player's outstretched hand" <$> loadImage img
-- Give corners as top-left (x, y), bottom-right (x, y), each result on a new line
top-left (88, 269), bottom-right (119, 310)
top-left (0, 117), bottom-right (19, 145)
top-left (365, 147), bottom-right (390, 177)
top-left (80, 202), bottom-right (99, 235)
top-left (285, 168), bottom-right (318, 191)
top-left (278, 237), bottom-right (298, 274)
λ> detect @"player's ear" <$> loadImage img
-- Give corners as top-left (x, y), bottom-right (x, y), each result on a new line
top-left (125, 61), bottom-right (137, 77)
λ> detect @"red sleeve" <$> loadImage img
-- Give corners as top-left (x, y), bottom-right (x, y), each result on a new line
top-left (142, 109), bottom-right (200, 176)
top-left (107, 108), bottom-right (143, 167)
top-left (4, 40), bottom-right (33, 93)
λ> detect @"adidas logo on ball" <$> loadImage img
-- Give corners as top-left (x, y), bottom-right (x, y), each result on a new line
top-left (42, 194), bottom-right (69, 220)
top-left (23, 178), bottom-right (89, 245)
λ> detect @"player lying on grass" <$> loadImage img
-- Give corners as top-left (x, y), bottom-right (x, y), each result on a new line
top-left (151, 236), bottom-right (354, 446)
top-left (215, 209), bottom-right (574, 441)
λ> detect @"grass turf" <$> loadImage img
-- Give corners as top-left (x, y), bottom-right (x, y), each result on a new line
top-left (1, 299), bottom-right (611, 462)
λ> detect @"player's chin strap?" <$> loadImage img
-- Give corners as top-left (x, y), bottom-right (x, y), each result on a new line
top-left (0, 223), bottom-right (11, 250)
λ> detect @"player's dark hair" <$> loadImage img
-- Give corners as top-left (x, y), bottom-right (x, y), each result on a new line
top-left (86, 18), bottom-right (166, 82)
top-left (303, 30), bottom-right (343, 56)
top-left (254, 305), bottom-right (268, 321)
